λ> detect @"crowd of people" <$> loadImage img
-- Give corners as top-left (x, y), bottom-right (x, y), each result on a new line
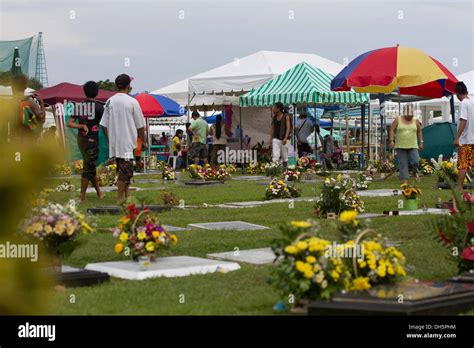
top-left (6, 71), bottom-right (474, 203)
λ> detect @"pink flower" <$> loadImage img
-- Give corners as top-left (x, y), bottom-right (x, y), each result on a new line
top-left (462, 191), bottom-right (474, 204)
top-left (461, 246), bottom-right (474, 261)
top-left (112, 228), bottom-right (121, 237)
top-left (467, 222), bottom-right (474, 234)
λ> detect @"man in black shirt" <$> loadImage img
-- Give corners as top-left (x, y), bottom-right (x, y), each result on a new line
top-left (67, 81), bottom-right (105, 202)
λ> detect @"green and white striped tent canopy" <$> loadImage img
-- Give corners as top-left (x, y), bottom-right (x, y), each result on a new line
top-left (239, 61), bottom-right (369, 107)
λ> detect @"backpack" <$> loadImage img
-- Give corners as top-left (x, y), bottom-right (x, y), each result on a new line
top-left (18, 98), bottom-right (41, 133)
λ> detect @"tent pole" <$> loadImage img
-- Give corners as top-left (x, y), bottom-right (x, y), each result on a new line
top-left (345, 107), bottom-right (349, 154)
top-left (361, 104), bottom-right (365, 168)
top-left (367, 102), bottom-right (371, 163)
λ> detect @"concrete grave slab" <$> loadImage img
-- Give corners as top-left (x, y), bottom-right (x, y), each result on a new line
top-left (187, 221), bottom-right (270, 231)
top-left (356, 189), bottom-right (402, 197)
top-left (233, 175), bottom-right (268, 181)
top-left (85, 256), bottom-right (240, 280)
top-left (207, 247), bottom-right (277, 265)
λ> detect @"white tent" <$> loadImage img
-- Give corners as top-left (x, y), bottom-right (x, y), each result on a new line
top-left (152, 50), bottom-right (343, 106)
top-left (417, 70), bottom-right (474, 122)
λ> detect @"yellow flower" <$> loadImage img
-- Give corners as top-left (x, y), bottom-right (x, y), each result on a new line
top-left (330, 270), bottom-right (340, 280)
top-left (285, 245), bottom-right (298, 254)
top-left (44, 225), bottom-right (52, 234)
top-left (351, 277), bottom-right (371, 291)
top-left (54, 224), bottom-right (65, 235)
top-left (303, 269), bottom-right (314, 279)
top-left (114, 243), bottom-right (123, 253)
top-left (296, 241), bottom-right (308, 251)
top-left (137, 231), bottom-right (147, 240)
top-left (291, 221), bottom-right (312, 229)
top-left (357, 259), bottom-right (367, 268)
top-left (119, 232), bottom-right (129, 242)
top-left (295, 260), bottom-right (305, 272)
top-left (152, 231), bottom-right (160, 239)
top-left (377, 265), bottom-right (386, 278)
top-left (403, 188), bottom-right (413, 197)
top-left (170, 234), bottom-right (178, 244)
top-left (306, 255), bottom-right (316, 264)
top-left (339, 210), bottom-right (358, 224)
top-left (145, 242), bottom-right (155, 252)
top-left (120, 216), bottom-right (130, 224)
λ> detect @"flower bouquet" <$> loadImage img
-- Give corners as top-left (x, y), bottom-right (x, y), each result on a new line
top-left (265, 178), bottom-right (300, 200)
top-left (432, 159), bottom-right (458, 182)
top-left (354, 172), bottom-right (372, 190)
top-left (189, 164), bottom-right (231, 182)
top-left (97, 163), bottom-right (118, 186)
top-left (297, 156), bottom-right (321, 173)
top-left (400, 183), bottom-right (421, 210)
top-left (313, 175), bottom-right (365, 217)
top-left (113, 204), bottom-right (177, 261)
top-left (420, 159), bottom-right (433, 176)
top-left (283, 166), bottom-right (301, 182)
top-left (264, 162), bottom-right (283, 177)
top-left (71, 160), bottom-right (83, 174)
top-left (432, 185), bottom-right (474, 273)
top-left (271, 220), bottom-right (407, 303)
top-left (52, 163), bottom-right (72, 176)
top-left (245, 162), bottom-right (265, 175)
top-left (162, 165), bottom-right (176, 181)
top-left (22, 200), bottom-right (93, 260)
top-left (54, 180), bottom-right (76, 192)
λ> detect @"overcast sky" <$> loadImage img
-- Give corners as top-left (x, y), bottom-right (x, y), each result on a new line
top-left (1, 0), bottom-right (473, 92)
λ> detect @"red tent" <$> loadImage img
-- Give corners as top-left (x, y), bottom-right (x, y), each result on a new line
top-left (36, 82), bottom-right (116, 105)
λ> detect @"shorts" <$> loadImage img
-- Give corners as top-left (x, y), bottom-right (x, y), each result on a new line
top-left (116, 158), bottom-right (134, 184)
top-left (457, 144), bottom-right (474, 171)
top-left (190, 142), bottom-right (208, 160)
top-left (78, 137), bottom-right (99, 181)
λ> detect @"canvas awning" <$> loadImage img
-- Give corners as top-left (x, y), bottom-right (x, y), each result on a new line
top-left (239, 62), bottom-right (369, 107)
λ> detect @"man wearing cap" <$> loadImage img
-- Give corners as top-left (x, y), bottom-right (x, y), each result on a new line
top-left (100, 74), bottom-right (147, 202)
top-left (189, 111), bottom-right (209, 165)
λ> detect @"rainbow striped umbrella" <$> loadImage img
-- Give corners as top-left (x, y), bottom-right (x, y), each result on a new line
top-left (331, 46), bottom-right (458, 98)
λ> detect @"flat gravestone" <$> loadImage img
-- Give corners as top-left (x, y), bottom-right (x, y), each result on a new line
top-left (163, 225), bottom-right (187, 232)
top-left (356, 189), bottom-right (402, 197)
top-left (357, 213), bottom-right (386, 219)
top-left (184, 181), bottom-right (224, 186)
top-left (308, 280), bottom-right (474, 315)
top-left (85, 256), bottom-right (240, 280)
top-left (134, 179), bottom-right (163, 184)
top-left (61, 265), bottom-right (80, 273)
top-left (87, 205), bottom-right (171, 215)
top-left (437, 182), bottom-right (474, 189)
top-left (187, 221), bottom-right (269, 231)
top-left (398, 208), bottom-right (448, 216)
top-left (207, 247), bottom-right (277, 265)
top-left (85, 186), bottom-right (142, 193)
top-left (233, 175), bottom-right (268, 181)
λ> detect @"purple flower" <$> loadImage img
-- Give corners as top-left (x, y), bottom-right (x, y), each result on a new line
top-left (157, 226), bottom-right (164, 232)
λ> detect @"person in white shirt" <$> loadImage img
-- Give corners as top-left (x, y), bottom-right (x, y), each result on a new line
top-left (454, 81), bottom-right (474, 189)
top-left (295, 110), bottom-right (315, 157)
top-left (100, 74), bottom-right (147, 202)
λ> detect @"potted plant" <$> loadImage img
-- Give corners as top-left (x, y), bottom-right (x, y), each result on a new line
top-left (400, 183), bottom-right (421, 210)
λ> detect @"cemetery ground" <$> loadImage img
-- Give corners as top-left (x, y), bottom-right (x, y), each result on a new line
top-left (44, 173), bottom-right (474, 315)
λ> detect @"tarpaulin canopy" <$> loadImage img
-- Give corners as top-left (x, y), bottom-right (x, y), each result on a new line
top-left (36, 82), bottom-right (116, 105)
top-left (152, 50), bottom-right (344, 106)
top-left (133, 93), bottom-right (185, 117)
top-left (239, 62), bottom-right (370, 107)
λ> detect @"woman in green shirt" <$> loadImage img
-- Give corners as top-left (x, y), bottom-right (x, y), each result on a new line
top-left (389, 103), bottom-right (424, 183)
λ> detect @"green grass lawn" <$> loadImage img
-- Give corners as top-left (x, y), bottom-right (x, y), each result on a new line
top-left (45, 172), bottom-right (472, 315)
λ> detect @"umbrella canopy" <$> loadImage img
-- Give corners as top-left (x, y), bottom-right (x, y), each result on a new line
top-left (133, 93), bottom-right (185, 117)
top-left (36, 82), bottom-right (116, 105)
top-left (331, 46), bottom-right (458, 98)
top-left (240, 62), bottom-right (369, 107)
